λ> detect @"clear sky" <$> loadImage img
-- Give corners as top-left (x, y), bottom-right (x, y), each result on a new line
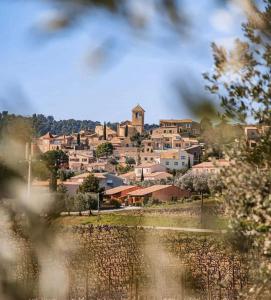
top-left (0, 0), bottom-right (245, 124)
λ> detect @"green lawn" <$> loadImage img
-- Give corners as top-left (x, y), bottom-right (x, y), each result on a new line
top-left (57, 212), bottom-right (228, 229)
top-left (56, 198), bottom-right (228, 229)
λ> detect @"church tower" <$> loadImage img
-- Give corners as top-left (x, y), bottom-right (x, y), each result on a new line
top-left (132, 105), bottom-right (145, 134)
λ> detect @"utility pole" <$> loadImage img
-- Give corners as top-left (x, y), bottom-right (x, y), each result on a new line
top-left (26, 142), bottom-right (33, 200)
top-left (97, 192), bottom-right (101, 220)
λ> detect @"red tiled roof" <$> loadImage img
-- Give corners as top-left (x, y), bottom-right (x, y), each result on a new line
top-left (105, 185), bottom-right (137, 195)
top-left (128, 185), bottom-right (173, 196)
top-left (192, 159), bottom-right (230, 169)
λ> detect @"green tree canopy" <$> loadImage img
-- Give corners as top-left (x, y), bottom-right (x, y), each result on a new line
top-left (40, 150), bottom-right (68, 191)
top-left (95, 142), bottom-right (113, 158)
top-left (204, 1), bottom-right (271, 296)
top-left (78, 174), bottom-right (100, 194)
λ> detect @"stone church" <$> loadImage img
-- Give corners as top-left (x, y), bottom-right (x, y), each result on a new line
top-left (117, 105), bottom-right (145, 137)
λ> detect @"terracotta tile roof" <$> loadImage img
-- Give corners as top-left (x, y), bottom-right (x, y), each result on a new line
top-left (135, 162), bottom-right (160, 168)
top-left (40, 132), bottom-right (54, 139)
top-left (132, 104), bottom-right (145, 112)
top-left (119, 172), bottom-right (136, 179)
top-left (160, 119), bottom-right (193, 123)
top-left (105, 185), bottom-right (137, 195)
top-left (128, 185), bottom-right (172, 196)
top-left (144, 172), bottom-right (173, 179)
top-left (192, 159), bottom-right (230, 169)
top-left (70, 172), bottom-right (106, 179)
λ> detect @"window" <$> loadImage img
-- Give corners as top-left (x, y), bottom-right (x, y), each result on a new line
top-left (182, 162), bottom-right (185, 166)
top-left (181, 156), bottom-right (186, 160)
top-left (166, 161), bottom-right (170, 166)
top-left (174, 162), bottom-right (178, 166)
top-left (135, 112), bottom-right (141, 118)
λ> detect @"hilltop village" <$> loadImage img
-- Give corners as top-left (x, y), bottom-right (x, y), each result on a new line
top-left (31, 105), bottom-right (266, 205)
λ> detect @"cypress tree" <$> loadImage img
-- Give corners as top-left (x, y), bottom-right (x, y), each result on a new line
top-left (77, 133), bottom-right (80, 145)
top-left (187, 156), bottom-right (191, 169)
top-left (103, 122), bottom-right (107, 140)
top-left (140, 168), bottom-right (144, 182)
top-left (125, 124), bottom-right (129, 137)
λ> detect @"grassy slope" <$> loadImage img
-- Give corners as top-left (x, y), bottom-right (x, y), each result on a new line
top-left (56, 199), bottom-right (228, 229)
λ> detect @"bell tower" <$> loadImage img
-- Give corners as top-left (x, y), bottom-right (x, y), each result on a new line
top-left (132, 105), bottom-right (145, 134)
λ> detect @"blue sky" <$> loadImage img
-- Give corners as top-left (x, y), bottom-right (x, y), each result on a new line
top-left (0, 0), bottom-right (245, 123)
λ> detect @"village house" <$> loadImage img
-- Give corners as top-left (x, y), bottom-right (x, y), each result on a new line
top-left (244, 126), bottom-right (261, 148)
top-left (160, 149), bottom-right (194, 170)
top-left (35, 132), bottom-right (74, 153)
top-left (65, 172), bottom-right (124, 195)
top-left (159, 119), bottom-right (200, 136)
top-left (151, 133), bottom-right (182, 150)
top-left (142, 139), bottom-right (154, 153)
top-left (110, 137), bottom-right (133, 148)
top-left (87, 161), bottom-right (116, 173)
top-left (68, 150), bottom-right (95, 171)
top-left (134, 162), bottom-right (167, 178)
top-left (173, 137), bottom-right (199, 149)
top-left (127, 185), bottom-right (190, 205)
top-left (114, 146), bottom-right (139, 164)
top-left (191, 159), bottom-right (230, 175)
top-left (185, 145), bottom-right (202, 164)
top-left (143, 171), bottom-right (173, 181)
top-left (140, 151), bottom-right (160, 164)
top-left (118, 171), bottom-right (136, 184)
top-left (104, 185), bottom-right (141, 202)
top-left (95, 125), bottom-right (118, 140)
top-left (151, 126), bottom-right (179, 135)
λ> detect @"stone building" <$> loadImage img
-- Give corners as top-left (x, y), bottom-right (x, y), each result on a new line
top-left (118, 105), bottom-right (145, 137)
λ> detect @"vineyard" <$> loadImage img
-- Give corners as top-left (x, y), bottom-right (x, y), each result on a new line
top-left (11, 225), bottom-right (252, 300)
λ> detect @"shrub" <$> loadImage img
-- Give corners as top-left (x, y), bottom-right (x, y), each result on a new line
top-left (109, 198), bottom-right (121, 209)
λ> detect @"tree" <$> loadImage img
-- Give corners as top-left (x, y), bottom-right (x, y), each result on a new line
top-left (177, 172), bottom-right (194, 192)
top-left (78, 174), bottom-right (100, 194)
top-left (65, 196), bottom-right (74, 216)
top-left (32, 160), bottom-right (51, 180)
top-left (204, 2), bottom-right (271, 296)
top-left (140, 168), bottom-right (144, 182)
top-left (108, 158), bottom-right (118, 165)
top-left (207, 174), bottom-right (224, 196)
top-left (187, 156), bottom-right (191, 169)
top-left (73, 193), bottom-right (86, 216)
top-left (193, 174), bottom-right (209, 223)
top-left (103, 122), bottom-right (107, 140)
top-left (125, 124), bottom-right (129, 137)
top-left (177, 172), bottom-right (210, 223)
top-left (125, 157), bottom-right (136, 166)
top-left (40, 150), bottom-right (68, 191)
top-left (200, 117), bottom-right (212, 134)
top-left (96, 142), bottom-right (113, 158)
top-left (47, 184), bottom-right (68, 218)
top-left (77, 133), bottom-right (81, 145)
